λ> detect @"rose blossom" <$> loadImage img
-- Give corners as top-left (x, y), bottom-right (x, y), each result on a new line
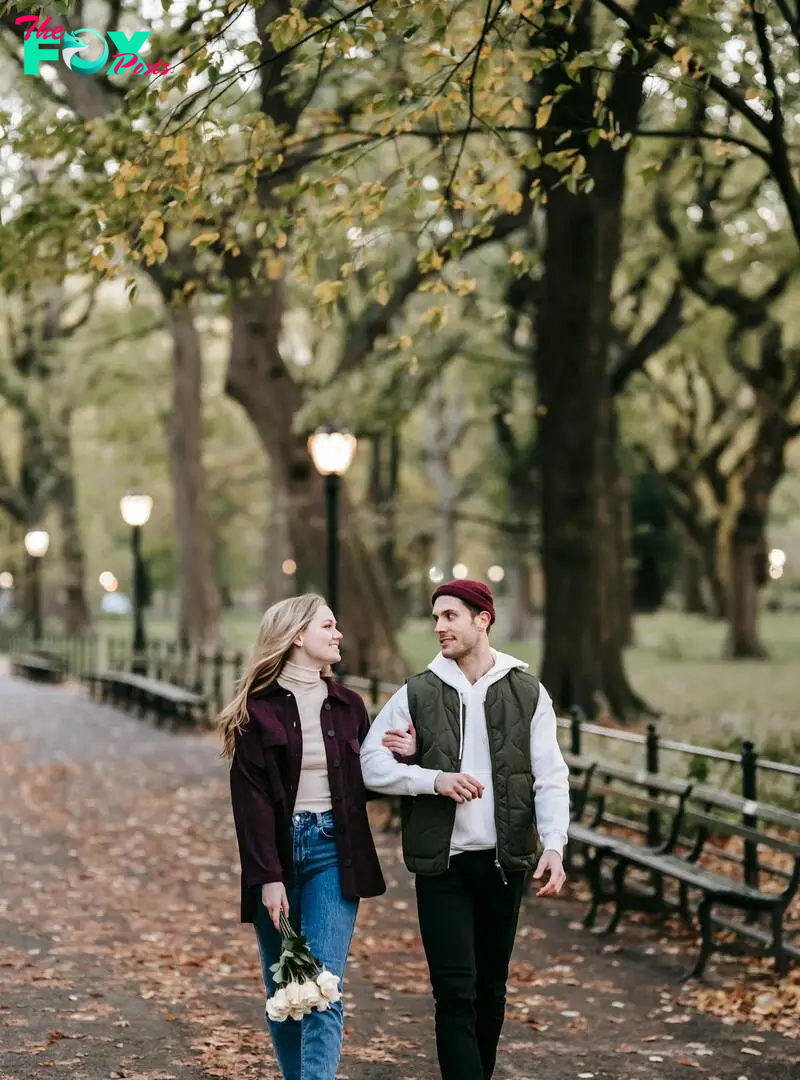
top-left (266, 986), bottom-right (290, 1022)
top-left (316, 969), bottom-right (341, 1004)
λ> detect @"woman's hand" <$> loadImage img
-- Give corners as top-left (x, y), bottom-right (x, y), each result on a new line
top-left (381, 721), bottom-right (416, 759)
top-left (262, 882), bottom-right (290, 931)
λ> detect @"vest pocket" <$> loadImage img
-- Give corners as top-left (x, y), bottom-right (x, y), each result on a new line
top-left (504, 773), bottom-right (537, 856)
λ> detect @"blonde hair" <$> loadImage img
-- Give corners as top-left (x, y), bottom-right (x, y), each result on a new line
top-left (218, 593), bottom-right (331, 760)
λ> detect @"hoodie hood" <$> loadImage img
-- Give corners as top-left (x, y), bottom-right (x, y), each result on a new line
top-left (428, 648), bottom-right (528, 692)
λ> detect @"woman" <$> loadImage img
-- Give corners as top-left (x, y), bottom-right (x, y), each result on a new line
top-left (218, 594), bottom-right (414, 1080)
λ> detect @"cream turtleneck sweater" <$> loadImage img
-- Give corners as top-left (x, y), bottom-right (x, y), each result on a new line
top-left (277, 661), bottom-right (332, 813)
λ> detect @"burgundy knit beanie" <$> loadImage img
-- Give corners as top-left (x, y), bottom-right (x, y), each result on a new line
top-left (431, 579), bottom-right (496, 626)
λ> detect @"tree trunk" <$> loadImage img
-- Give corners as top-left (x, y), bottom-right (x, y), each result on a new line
top-left (225, 278), bottom-right (405, 681)
top-left (507, 549), bottom-right (535, 641)
top-left (536, 77), bottom-right (648, 717)
top-left (423, 379), bottom-right (463, 579)
top-left (53, 409), bottom-right (91, 635)
top-left (682, 540), bottom-right (707, 614)
top-left (538, 227), bottom-right (625, 715)
top-left (262, 470), bottom-right (294, 609)
top-left (163, 301), bottom-right (221, 647)
top-left (726, 513), bottom-right (767, 658)
top-left (532, 0), bottom-right (671, 719)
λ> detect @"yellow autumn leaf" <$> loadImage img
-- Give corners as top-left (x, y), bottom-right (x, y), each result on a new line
top-left (398, 335), bottom-right (412, 348)
top-left (456, 278), bottom-right (477, 296)
top-left (674, 45), bottom-right (692, 74)
top-left (420, 305), bottom-right (448, 328)
top-left (508, 250), bottom-right (525, 266)
top-left (535, 101), bottom-right (552, 128)
top-left (190, 231), bottom-right (220, 247)
top-left (267, 258), bottom-right (283, 279)
top-left (255, 222), bottom-right (267, 239)
top-left (377, 285), bottom-right (390, 305)
top-left (276, 232), bottom-right (288, 249)
top-left (500, 189), bottom-right (524, 214)
top-left (89, 251), bottom-right (106, 271)
top-left (512, 96), bottom-right (524, 113)
top-left (314, 280), bottom-right (343, 304)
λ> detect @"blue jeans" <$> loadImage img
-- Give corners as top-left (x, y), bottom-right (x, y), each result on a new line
top-left (254, 810), bottom-right (359, 1080)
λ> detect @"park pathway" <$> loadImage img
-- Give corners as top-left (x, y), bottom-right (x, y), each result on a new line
top-left (1, 671), bottom-right (797, 1080)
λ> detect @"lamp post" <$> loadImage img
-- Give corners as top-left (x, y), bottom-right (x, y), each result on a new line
top-left (23, 529), bottom-right (50, 644)
top-left (307, 426), bottom-right (357, 617)
top-left (120, 492), bottom-right (152, 675)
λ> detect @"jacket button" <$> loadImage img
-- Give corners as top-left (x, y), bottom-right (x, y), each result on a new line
top-left (333, 759), bottom-right (341, 768)
top-left (327, 729), bottom-right (335, 737)
top-left (344, 857), bottom-right (352, 867)
top-left (324, 702), bottom-right (331, 710)
top-left (334, 794), bottom-right (342, 802)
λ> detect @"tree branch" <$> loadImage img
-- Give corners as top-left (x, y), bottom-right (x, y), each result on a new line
top-left (611, 281), bottom-right (684, 395)
top-left (751, 1), bottom-right (785, 143)
top-left (106, 0), bottom-right (123, 35)
top-left (774, 0), bottom-right (800, 45)
top-left (331, 210), bottom-right (526, 381)
top-left (592, 0), bottom-right (774, 142)
top-left (628, 126), bottom-right (773, 163)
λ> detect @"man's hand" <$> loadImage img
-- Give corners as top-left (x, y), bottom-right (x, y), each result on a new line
top-left (533, 850), bottom-right (566, 897)
top-left (434, 772), bottom-right (484, 803)
top-left (262, 882), bottom-right (290, 931)
top-left (381, 721), bottom-right (417, 758)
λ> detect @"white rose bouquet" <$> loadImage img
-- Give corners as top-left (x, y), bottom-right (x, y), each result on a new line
top-left (265, 913), bottom-right (342, 1023)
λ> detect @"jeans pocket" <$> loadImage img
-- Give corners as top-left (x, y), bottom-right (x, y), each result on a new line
top-left (318, 817), bottom-right (336, 840)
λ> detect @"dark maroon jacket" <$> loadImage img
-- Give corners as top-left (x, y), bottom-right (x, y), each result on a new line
top-left (229, 678), bottom-right (386, 922)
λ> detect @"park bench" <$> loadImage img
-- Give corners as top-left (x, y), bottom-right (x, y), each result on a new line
top-left (566, 755), bottom-right (800, 979)
top-left (566, 756), bottom-right (694, 926)
top-left (84, 670), bottom-right (208, 728)
top-left (10, 650), bottom-right (66, 684)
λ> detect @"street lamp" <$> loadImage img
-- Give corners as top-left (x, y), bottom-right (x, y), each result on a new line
top-left (120, 492), bottom-right (152, 674)
top-left (307, 426), bottom-right (357, 617)
top-left (24, 529), bottom-right (50, 643)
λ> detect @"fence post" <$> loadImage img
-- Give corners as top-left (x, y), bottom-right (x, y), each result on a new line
top-left (370, 675), bottom-right (380, 715)
top-left (646, 722), bottom-right (661, 847)
top-left (213, 647), bottom-right (224, 714)
top-left (569, 705), bottom-right (582, 756)
top-left (741, 739), bottom-right (759, 895)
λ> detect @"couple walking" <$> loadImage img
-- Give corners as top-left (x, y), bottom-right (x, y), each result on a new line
top-left (219, 578), bottom-right (570, 1079)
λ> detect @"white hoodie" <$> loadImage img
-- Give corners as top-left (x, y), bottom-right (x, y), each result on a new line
top-left (360, 650), bottom-right (570, 857)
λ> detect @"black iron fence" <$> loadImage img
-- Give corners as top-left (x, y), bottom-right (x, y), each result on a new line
top-left (0, 627), bottom-right (398, 721)
top-left (3, 627), bottom-right (798, 846)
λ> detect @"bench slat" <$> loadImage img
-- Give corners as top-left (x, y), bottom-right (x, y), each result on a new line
top-left (690, 785), bottom-right (800, 831)
top-left (683, 809), bottom-right (800, 857)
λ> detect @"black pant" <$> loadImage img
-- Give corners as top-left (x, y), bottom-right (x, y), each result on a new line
top-left (415, 851), bottom-right (526, 1080)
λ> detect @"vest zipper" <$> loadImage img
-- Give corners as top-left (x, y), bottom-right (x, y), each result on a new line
top-left (484, 688), bottom-right (508, 885)
top-left (446, 693), bottom-right (466, 872)
top-left (494, 850), bottom-right (508, 886)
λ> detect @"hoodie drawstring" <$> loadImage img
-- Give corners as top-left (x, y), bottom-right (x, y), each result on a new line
top-left (458, 693), bottom-right (464, 763)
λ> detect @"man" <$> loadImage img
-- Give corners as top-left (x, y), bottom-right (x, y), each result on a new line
top-left (360, 579), bottom-right (570, 1080)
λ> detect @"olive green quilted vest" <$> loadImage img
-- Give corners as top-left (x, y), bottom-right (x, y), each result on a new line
top-left (401, 668), bottom-right (542, 875)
